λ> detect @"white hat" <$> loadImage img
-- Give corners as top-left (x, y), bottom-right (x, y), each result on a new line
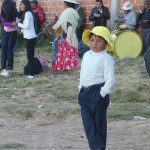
top-left (122, 1), bottom-right (133, 10)
top-left (63, 0), bottom-right (79, 4)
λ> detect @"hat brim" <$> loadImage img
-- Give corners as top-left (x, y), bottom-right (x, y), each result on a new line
top-left (122, 6), bottom-right (133, 10)
top-left (63, 0), bottom-right (79, 4)
top-left (82, 30), bottom-right (113, 50)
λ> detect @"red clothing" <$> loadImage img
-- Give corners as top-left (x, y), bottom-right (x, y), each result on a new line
top-left (52, 38), bottom-right (79, 71)
top-left (33, 6), bottom-right (45, 25)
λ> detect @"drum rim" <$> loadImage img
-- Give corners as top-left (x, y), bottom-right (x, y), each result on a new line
top-left (114, 31), bottom-right (143, 59)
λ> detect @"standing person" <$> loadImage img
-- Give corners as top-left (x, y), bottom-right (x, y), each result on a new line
top-left (52, 0), bottom-right (80, 71)
top-left (30, 0), bottom-right (45, 28)
top-left (89, 0), bottom-right (110, 27)
top-left (18, 0), bottom-right (37, 79)
top-left (136, 0), bottom-right (150, 54)
top-left (0, 0), bottom-right (18, 77)
top-left (137, 0), bottom-right (150, 76)
top-left (78, 26), bottom-right (115, 150)
top-left (119, 1), bottom-right (137, 30)
top-left (75, 2), bottom-right (86, 42)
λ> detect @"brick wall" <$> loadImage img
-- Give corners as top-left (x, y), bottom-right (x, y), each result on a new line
top-left (0, 0), bottom-right (143, 27)
top-left (38, 0), bottom-right (143, 26)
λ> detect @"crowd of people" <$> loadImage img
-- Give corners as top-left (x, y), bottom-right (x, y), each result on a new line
top-left (0, 0), bottom-right (150, 149)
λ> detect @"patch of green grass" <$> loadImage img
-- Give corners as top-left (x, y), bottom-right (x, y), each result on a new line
top-left (0, 143), bottom-right (25, 149)
top-left (3, 104), bottom-right (38, 118)
top-left (2, 102), bottom-right (80, 118)
top-left (48, 77), bottom-right (78, 101)
top-left (44, 103), bottom-right (80, 116)
top-left (36, 46), bottom-right (51, 56)
top-left (0, 124), bottom-right (6, 128)
top-left (108, 103), bottom-right (150, 120)
top-left (111, 89), bottom-right (142, 103)
top-left (0, 46), bottom-right (150, 120)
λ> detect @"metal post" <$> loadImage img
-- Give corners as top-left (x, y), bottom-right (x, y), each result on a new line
top-left (110, 0), bottom-right (120, 30)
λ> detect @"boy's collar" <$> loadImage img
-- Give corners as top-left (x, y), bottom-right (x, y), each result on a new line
top-left (90, 49), bottom-right (106, 55)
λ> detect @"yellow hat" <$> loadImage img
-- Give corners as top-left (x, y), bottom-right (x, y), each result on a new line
top-left (82, 26), bottom-right (113, 50)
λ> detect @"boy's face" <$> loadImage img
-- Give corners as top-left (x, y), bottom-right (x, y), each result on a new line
top-left (89, 34), bottom-right (107, 52)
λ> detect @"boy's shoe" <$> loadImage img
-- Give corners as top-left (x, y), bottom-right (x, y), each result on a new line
top-left (0, 69), bottom-right (12, 77)
top-left (27, 75), bottom-right (35, 79)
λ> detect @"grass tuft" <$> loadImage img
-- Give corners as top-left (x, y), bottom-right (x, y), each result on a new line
top-left (0, 143), bottom-right (25, 149)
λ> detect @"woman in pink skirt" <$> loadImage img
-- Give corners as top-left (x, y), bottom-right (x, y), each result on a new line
top-left (52, 0), bottom-right (80, 71)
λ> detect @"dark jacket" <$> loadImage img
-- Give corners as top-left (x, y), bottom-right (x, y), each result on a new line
top-left (89, 6), bottom-right (110, 27)
top-left (137, 8), bottom-right (150, 29)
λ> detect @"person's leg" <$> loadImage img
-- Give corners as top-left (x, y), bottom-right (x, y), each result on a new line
top-left (25, 38), bottom-right (36, 76)
top-left (0, 26), bottom-right (4, 49)
top-left (144, 28), bottom-right (150, 51)
top-left (1, 30), bottom-right (8, 69)
top-left (7, 30), bottom-right (17, 70)
top-left (141, 28), bottom-right (150, 55)
top-left (95, 94), bottom-right (110, 150)
top-left (144, 46), bottom-right (150, 76)
top-left (141, 29), bottom-right (146, 55)
top-left (78, 85), bottom-right (108, 150)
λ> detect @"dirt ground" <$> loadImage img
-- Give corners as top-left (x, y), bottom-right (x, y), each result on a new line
top-left (0, 111), bottom-right (150, 150)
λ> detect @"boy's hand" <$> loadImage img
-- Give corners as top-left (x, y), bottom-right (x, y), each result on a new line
top-left (100, 90), bottom-right (106, 98)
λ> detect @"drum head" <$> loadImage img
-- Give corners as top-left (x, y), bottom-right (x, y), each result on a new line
top-left (115, 31), bottom-right (142, 59)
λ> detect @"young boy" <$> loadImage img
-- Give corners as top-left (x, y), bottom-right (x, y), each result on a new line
top-left (78, 26), bottom-right (115, 150)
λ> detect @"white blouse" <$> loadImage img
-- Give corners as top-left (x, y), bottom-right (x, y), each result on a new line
top-left (18, 11), bottom-right (36, 39)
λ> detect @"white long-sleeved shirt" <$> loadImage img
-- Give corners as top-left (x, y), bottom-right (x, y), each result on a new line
top-left (18, 11), bottom-right (36, 39)
top-left (79, 50), bottom-right (115, 97)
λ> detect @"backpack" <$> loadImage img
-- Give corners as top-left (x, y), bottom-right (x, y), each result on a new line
top-left (24, 57), bottom-right (42, 75)
top-left (32, 12), bottom-right (41, 35)
top-left (36, 56), bottom-right (49, 70)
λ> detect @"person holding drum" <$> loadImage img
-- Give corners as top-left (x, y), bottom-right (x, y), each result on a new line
top-left (119, 1), bottom-right (137, 30)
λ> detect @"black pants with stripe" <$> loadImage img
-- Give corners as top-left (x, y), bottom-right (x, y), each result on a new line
top-left (78, 83), bottom-right (109, 150)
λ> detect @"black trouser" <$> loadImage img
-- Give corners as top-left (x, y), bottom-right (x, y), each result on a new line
top-left (141, 28), bottom-right (150, 55)
top-left (25, 38), bottom-right (36, 76)
top-left (76, 26), bottom-right (84, 42)
top-left (78, 83), bottom-right (109, 150)
top-left (1, 30), bottom-right (17, 70)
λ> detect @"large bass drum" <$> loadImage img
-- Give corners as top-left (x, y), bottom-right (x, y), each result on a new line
top-left (109, 30), bottom-right (142, 59)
